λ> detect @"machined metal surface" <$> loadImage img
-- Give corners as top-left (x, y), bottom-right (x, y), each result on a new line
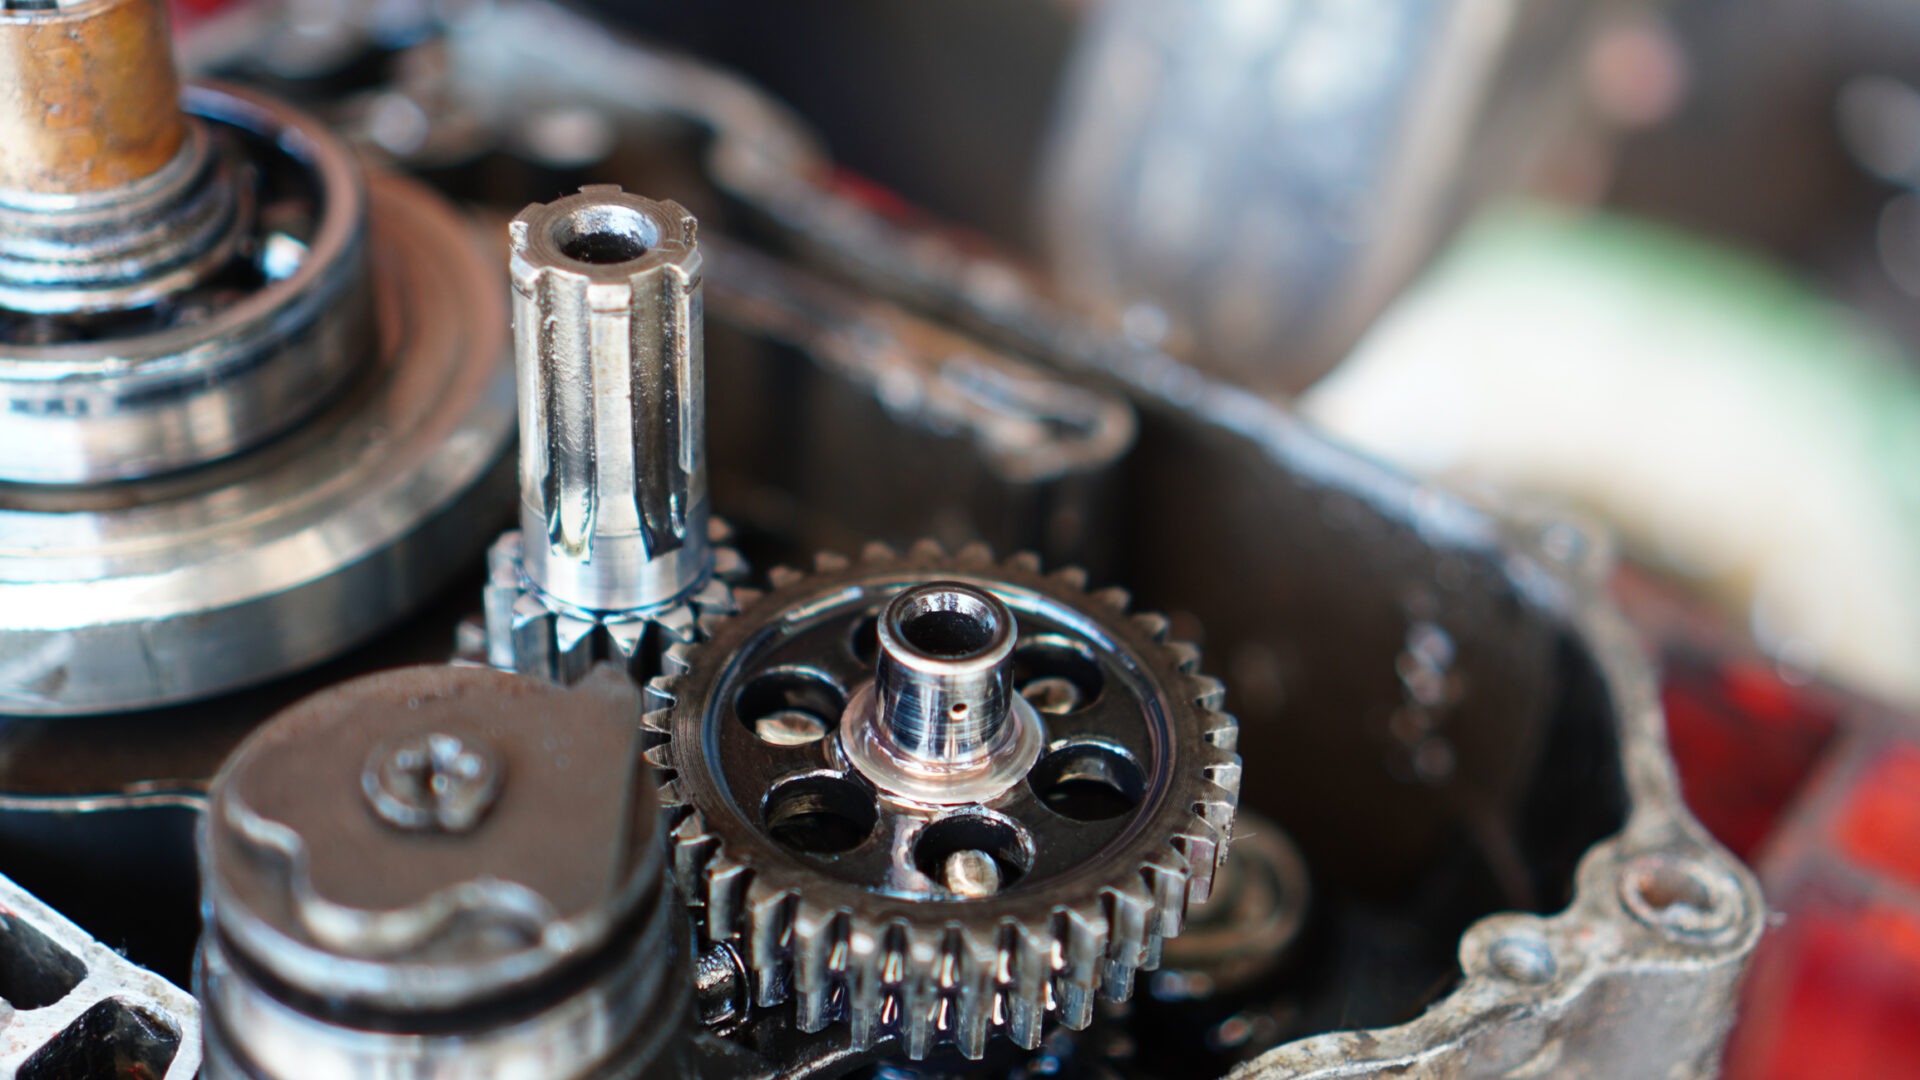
top-left (197, 664), bottom-right (692, 1080)
top-left (485, 185), bottom-right (739, 683)
top-left (0, 870), bottom-right (201, 1079)
top-left (0, 167), bottom-right (514, 715)
top-left (0, 82), bottom-right (372, 484)
top-left (646, 540), bottom-right (1243, 1060)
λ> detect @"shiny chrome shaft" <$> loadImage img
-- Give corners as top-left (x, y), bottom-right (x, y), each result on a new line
top-left (875, 581), bottom-right (1017, 765)
top-left (508, 185), bottom-right (710, 614)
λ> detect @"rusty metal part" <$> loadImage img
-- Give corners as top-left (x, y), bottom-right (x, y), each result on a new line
top-left (0, 0), bottom-right (186, 195)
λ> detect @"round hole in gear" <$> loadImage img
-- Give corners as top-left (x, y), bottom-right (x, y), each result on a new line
top-left (1030, 741), bottom-right (1146, 821)
top-left (1014, 634), bottom-right (1105, 715)
top-left (912, 812), bottom-right (1034, 894)
top-left (735, 667), bottom-right (845, 747)
top-left (763, 774), bottom-right (877, 855)
top-left (552, 203), bottom-right (657, 264)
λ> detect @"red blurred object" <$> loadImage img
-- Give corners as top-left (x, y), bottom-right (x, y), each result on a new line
top-left (1619, 564), bottom-right (1920, 1078)
top-left (1663, 655), bottom-right (1841, 861)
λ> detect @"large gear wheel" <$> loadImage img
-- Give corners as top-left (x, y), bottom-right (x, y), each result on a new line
top-left (643, 539), bottom-right (1241, 1059)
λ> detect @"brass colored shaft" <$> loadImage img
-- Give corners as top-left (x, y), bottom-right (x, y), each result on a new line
top-left (0, 0), bottom-right (186, 195)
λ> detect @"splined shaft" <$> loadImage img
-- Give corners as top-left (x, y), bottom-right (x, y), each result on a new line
top-left (508, 186), bottom-right (710, 614)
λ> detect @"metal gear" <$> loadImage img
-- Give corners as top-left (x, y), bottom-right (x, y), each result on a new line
top-left (643, 539), bottom-right (1242, 1060)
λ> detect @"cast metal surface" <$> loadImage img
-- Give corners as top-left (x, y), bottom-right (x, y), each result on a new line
top-left (197, 664), bottom-right (692, 1079)
top-left (0, 165), bottom-right (514, 715)
top-left (0, 871), bottom-right (201, 1078)
top-left (485, 185), bottom-right (740, 683)
top-left (646, 540), bottom-right (1243, 1060)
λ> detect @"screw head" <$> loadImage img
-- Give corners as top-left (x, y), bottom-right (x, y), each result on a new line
top-left (363, 731), bottom-right (503, 833)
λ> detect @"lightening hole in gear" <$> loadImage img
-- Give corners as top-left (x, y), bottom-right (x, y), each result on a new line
top-left (1014, 634), bottom-right (1105, 715)
top-left (1030, 741), bottom-right (1145, 821)
top-left (736, 667), bottom-right (845, 747)
top-left (913, 813), bottom-right (1034, 895)
top-left (552, 203), bottom-right (658, 265)
top-left (892, 586), bottom-right (1001, 659)
top-left (764, 774), bottom-right (877, 855)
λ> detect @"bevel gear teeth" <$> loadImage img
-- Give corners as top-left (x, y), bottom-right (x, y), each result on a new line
top-left (644, 543), bottom-right (1240, 1059)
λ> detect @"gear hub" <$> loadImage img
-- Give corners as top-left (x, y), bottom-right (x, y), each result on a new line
top-left (646, 540), bottom-right (1242, 1059)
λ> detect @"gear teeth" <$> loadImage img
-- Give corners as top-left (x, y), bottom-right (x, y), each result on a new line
top-left (1005, 922), bottom-right (1050, 1050)
top-left (660, 642), bottom-right (696, 676)
top-left (1167, 639), bottom-right (1203, 674)
top-left (792, 905), bottom-right (841, 1032)
top-left (1005, 550), bottom-right (1043, 575)
top-left (954, 541), bottom-right (995, 568)
top-left (1144, 850), bottom-right (1193, 939)
top-left (1055, 907), bottom-right (1105, 1030)
top-left (1173, 821), bottom-right (1226, 906)
top-left (714, 547), bottom-right (748, 582)
top-left (642, 743), bottom-right (674, 770)
top-left (691, 576), bottom-right (738, 614)
top-left (708, 517), bottom-right (734, 545)
top-left (845, 922), bottom-right (887, 1048)
top-left (478, 527), bottom-right (744, 682)
top-left (652, 539), bottom-right (1242, 1059)
top-left (1203, 709), bottom-right (1239, 751)
top-left (605, 618), bottom-right (648, 661)
top-left (1049, 565), bottom-right (1090, 592)
top-left (1102, 878), bottom-right (1156, 999)
top-left (901, 925), bottom-right (943, 1059)
top-left (1188, 673), bottom-right (1227, 711)
top-left (746, 880), bottom-right (796, 1009)
top-left (1131, 611), bottom-right (1171, 642)
top-left (951, 923), bottom-right (1000, 1059)
top-left (655, 602), bottom-right (699, 644)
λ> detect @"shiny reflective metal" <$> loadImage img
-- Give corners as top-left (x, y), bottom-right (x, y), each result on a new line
top-left (841, 581), bottom-right (1046, 805)
top-left (197, 665), bottom-right (693, 1080)
top-left (361, 730), bottom-right (503, 834)
top-left (0, 83), bottom-right (371, 485)
top-left (0, 872), bottom-right (201, 1078)
top-left (1038, 0), bottom-right (1605, 395)
top-left (484, 185), bottom-right (739, 682)
top-left (0, 168), bottom-right (514, 716)
top-left (646, 540), bottom-right (1242, 1059)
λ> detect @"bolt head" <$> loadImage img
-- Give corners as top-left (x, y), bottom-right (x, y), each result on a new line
top-left (362, 731), bottom-right (503, 833)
